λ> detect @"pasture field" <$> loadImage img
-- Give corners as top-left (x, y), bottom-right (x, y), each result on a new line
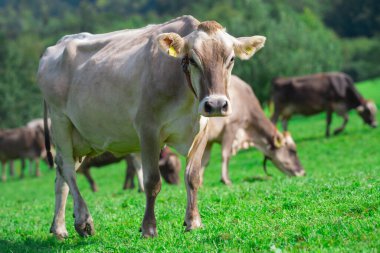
top-left (0, 79), bottom-right (379, 252)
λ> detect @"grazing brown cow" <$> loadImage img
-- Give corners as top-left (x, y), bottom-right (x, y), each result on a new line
top-left (202, 75), bottom-right (305, 185)
top-left (0, 125), bottom-right (45, 181)
top-left (271, 72), bottom-right (377, 137)
top-left (38, 16), bottom-right (265, 238)
top-left (78, 147), bottom-right (181, 192)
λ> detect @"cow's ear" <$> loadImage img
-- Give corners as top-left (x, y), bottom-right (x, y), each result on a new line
top-left (156, 33), bottom-right (186, 58)
top-left (273, 131), bottom-right (284, 149)
top-left (234, 36), bottom-right (266, 60)
top-left (283, 131), bottom-right (296, 149)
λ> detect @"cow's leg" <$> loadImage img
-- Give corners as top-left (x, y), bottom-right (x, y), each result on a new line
top-left (50, 114), bottom-right (94, 238)
top-left (200, 142), bottom-right (213, 186)
top-left (139, 130), bottom-right (161, 237)
top-left (270, 109), bottom-right (280, 126)
top-left (123, 155), bottom-right (136, 190)
top-left (19, 159), bottom-right (25, 179)
top-left (221, 127), bottom-right (237, 185)
top-left (35, 158), bottom-right (41, 177)
top-left (333, 113), bottom-right (349, 135)
top-left (29, 158), bottom-right (34, 176)
top-left (326, 110), bottom-right (333, 137)
top-left (131, 154), bottom-right (144, 192)
top-left (9, 161), bottom-right (14, 177)
top-left (184, 125), bottom-right (209, 231)
top-left (50, 170), bottom-right (69, 239)
top-left (1, 161), bottom-right (6, 182)
top-left (281, 117), bottom-right (289, 132)
top-left (83, 167), bottom-right (98, 192)
top-left (77, 158), bottom-right (98, 192)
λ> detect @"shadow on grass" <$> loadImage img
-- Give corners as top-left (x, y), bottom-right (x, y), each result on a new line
top-left (0, 236), bottom-right (91, 253)
top-left (294, 134), bottom-right (325, 143)
top-left (295, 127), bottom-right (375, 144)
top-left (243, 175), bottom-right (272, 183)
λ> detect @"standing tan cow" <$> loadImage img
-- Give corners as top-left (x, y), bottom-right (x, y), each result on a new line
top-left (202, 76), bottom-right (305, 185)
top-left (38, 16), bottom-right (266, 238)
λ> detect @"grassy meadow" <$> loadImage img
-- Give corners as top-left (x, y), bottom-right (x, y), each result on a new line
top-left (0, 79), bottom-right (379, 252)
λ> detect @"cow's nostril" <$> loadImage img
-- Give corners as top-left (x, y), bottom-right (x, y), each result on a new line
top-left (222, 101), bottom-right (228, 111)
top-left (204, 101), bottom-right (212, 113)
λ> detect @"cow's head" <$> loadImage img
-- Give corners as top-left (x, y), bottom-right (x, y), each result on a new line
top-left (157, 21), bottom-right (266, 117)
top-left (357, 100), bottom-right (377, 128)
top-left (265, 131), bottom-right (305, 177)
top-left (158, 147), bottom-right (181, 185)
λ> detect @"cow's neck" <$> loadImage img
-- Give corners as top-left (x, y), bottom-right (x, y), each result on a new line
top-left (246, 105), bottom-right (275, 150)
top-left (347, 84), bottom-right (366, 109)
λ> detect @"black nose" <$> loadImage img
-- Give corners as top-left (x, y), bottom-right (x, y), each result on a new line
top-left (204, 101), bottom-right (213, 113)
top-left (222, 100), bottom-right (228, 112)
top-left (203, 98), bottom-right (229, 116)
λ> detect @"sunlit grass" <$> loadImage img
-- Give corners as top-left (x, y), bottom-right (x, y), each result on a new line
top-left (0, 79), bottom-right (379, 252)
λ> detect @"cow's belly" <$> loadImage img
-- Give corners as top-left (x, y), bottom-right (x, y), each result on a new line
top-left (283, 103), bottom-right (325, 117)
top-left (164, 111), bottom-right (201, 156)
top-left (69, 115), bottom-right (141, 157)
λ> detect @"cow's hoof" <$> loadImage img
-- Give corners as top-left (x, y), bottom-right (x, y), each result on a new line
top-left (74, 218), bottom-right (95, 237)
top-left (50, 226), bottom-right (69, 240)
top-left (333, 130), bottom-right (342, 136)
top-left (183, 218), bottom-right (203, 231)
top-left (221, 178), bottom-right (232, 185)
top-left (141, 225), bottom-right (157, 238)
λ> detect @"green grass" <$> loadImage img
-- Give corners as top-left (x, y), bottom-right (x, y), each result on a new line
top-left (1, 79), bottom-right (380, 252)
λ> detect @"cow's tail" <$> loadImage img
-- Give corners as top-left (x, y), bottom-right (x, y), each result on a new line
top-left (44, 100), bottom-right (54, 168)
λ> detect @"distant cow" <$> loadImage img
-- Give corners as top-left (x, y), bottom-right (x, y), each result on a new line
top-left (271, 72), bottom-right (377, 137)
top-left (0, 124), bottom-right (45, 181)
top-left (38, 16), bottom-right (265, 238)
top-left (202, 75), bottom-right (305, 185)
top-left (78, 147), bottom-right (181, 192)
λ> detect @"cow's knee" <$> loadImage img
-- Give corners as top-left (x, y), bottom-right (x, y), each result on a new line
top-left (186, 170), bottom-right (201, 190)
top-left (144, 172), bottom-right (161, 197)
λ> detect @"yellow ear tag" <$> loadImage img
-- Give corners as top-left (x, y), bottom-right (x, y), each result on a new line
top-left (168, 46), bottom-right (178, 57)
top-left (274, 136), bottom-right (283, 148)
top-left (245, 46), bottom-right (254, 55)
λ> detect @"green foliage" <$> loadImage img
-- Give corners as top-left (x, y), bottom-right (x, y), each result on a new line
top-left (341, 37), bottom-right (380, 81)
top-left (0, 0), bottom-right (378, 127)
top-left (0, 79), bottom-right (379, 251)
top-left (324, 0), bottom-right (380, 38)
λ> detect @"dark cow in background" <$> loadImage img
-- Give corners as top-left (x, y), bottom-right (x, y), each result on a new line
top-left (78, 147), bottom-right (181, 192)
top-left (202, 75), bottom-right (305, 185)
top-left (271, 72), bottom-right (377, 137)
top-left (0, 123), bottom-right (45, 181)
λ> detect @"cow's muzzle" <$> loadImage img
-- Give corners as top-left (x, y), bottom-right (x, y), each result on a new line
top-left (199, 95), bottom-right (231, 117)
top-left (371, 121), bottom-right (378, 128)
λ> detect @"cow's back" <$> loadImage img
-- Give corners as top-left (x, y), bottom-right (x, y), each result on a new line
top-left (272, 73), bottom-right (336, 116)
top-left (207, 75), bottom-right (269, 144)
top-left (38, 16), bottom-right (201, 156)
top-left (38, 15), bottom-right (199, 109)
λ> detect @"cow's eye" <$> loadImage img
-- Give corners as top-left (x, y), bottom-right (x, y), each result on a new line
top-left (189, 57), bottom-right (197, 66)
top-left (228, 57), bottom-right (235, 67)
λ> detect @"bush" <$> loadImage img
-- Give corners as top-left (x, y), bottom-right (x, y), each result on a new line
top-left (341, 37), bottom-right (380, 82)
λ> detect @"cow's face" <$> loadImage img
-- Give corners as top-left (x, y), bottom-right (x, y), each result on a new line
top-left (357, 101), bottom-right (377, 128)
top-left (157, 21), bottom-right (266, 117)
top-left (266, 131), bottom-right (305, 177)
